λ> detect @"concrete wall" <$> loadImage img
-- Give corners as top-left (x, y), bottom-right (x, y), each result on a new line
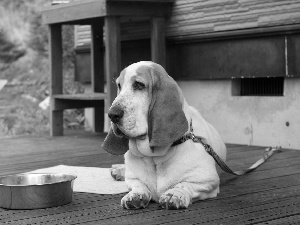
top-left (178, 78), bottom-right (300, 149)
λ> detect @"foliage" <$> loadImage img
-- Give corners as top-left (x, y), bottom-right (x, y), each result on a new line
top-left (0, 97), bottom-right (49, 136)
top-left (0, 32), bottom-right (26, 64)
top-left (0, 0), bottom-right (84, 136)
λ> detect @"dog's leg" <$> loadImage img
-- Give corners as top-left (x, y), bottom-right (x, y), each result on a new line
top-left (121, 164), bottom-right (152, 209)
top-left (111, 164), bottom-right (126, 181)
top-left (121, 177), bottom-right (152, 209)
top-left (121, 151), bottom-right (157, 209)
top-left (159, 181), bottom-right (219, 210)
top-left (121, 181), bottom-right (152, 209)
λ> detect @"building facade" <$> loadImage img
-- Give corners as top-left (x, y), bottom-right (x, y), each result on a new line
top-left (74, 0), bottom-right (300, 149)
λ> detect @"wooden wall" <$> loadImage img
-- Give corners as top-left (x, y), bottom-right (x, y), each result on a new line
top-left (73, 0), bottom-right (300, 81)
top-left (168, 34), bottom-right (300, 79)
top-left (75, 33), bottom-right (300, 82)
top-left (167, 0), bottom-right (300, 40)
top-left (75, 0), bottom-right (300, 45)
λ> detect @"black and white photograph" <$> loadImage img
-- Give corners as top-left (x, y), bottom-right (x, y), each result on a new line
top-left (0, 0), bottom-right (300, 224)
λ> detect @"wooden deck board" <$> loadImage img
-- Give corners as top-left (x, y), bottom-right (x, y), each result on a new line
top-left (0, 132), bottom-right (300, 224)
top-left (0, 132), bottom-right (124, 176)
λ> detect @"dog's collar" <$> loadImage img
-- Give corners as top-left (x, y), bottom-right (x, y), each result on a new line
top-left (172, 120), bottom-right (197, 147)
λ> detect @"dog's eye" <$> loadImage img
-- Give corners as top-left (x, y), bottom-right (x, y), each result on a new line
top-left (117, 83), bottom-right (121, 90)
top-left (132, 81), bottom-right (145, 91)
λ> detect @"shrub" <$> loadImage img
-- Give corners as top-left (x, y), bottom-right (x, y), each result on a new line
top-left (0, 0), bottom-right (84, 136)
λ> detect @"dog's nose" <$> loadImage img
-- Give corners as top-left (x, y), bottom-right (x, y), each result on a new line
top-left (108, 106), bottom-right (124, 124)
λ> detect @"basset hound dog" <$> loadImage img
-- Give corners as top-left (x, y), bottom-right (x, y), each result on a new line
top-left (102, 61), bottom-right (227, 210)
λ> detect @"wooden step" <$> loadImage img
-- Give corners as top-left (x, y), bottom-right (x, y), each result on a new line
top-left (52, 93), bottom-right (107, 110)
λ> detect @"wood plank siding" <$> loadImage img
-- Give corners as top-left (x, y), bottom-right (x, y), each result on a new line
top-left (167, 0), bottom-right (300, 40)
top-left (74, 0), bottom-right (300, 80)
top-left (75, 0), bottom-right (300, 45)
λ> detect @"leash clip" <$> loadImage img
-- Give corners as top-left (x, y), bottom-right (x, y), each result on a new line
top-left (190, 133), bottom-right (197, 142)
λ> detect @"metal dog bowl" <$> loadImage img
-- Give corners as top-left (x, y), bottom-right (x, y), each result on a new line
top-left (0, 173), bottom-right (77, 209)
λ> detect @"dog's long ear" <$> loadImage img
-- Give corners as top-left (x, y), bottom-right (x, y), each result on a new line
top-left (101, 124), bottom-right (129, 155)
top-left (148, 63), bottom-right (189, 148)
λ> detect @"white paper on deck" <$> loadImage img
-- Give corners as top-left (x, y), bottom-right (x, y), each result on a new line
top-left (28, 165), bottom-right (129, 194)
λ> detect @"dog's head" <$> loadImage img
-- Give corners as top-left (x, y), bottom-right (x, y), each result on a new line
top-left (102, 61), bottom-right (188, 155)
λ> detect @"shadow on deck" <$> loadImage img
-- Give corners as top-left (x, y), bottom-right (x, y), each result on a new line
top-left (0, 132), bottom-right (300, 224)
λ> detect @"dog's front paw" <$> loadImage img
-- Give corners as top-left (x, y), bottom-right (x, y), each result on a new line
top-left (111, 164), bottom-right (125, 181)
top-left (121, 191), bottom-right (151, 209)
top-left (159, 189), bottom-right (191, 210)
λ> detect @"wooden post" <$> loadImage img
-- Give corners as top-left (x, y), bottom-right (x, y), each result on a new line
top-left (49, 24), bottom-right (63, 136)
top-left (105, 17), bottom-right (121, 112)
top-left (151, 17), bottom-right (166, 68)
top-left (91, 20), bottom-right (105, 132)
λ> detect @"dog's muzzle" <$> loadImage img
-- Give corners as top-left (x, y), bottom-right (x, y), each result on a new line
top-left (108, 105), bottom-right (124, 124)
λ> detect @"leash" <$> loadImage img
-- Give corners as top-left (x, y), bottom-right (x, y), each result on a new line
top-left (172, 120), bottom-right (281, 176)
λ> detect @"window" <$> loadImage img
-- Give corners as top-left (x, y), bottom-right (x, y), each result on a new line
top-left (232, 77), bottom-right (284, 96)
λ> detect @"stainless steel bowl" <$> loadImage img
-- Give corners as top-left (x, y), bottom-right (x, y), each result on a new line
top-left (0, 173), bottom-right (77, 209)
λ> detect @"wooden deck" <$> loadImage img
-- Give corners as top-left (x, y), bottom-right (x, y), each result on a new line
top-left (1, 132), bottom-right (300, 224)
